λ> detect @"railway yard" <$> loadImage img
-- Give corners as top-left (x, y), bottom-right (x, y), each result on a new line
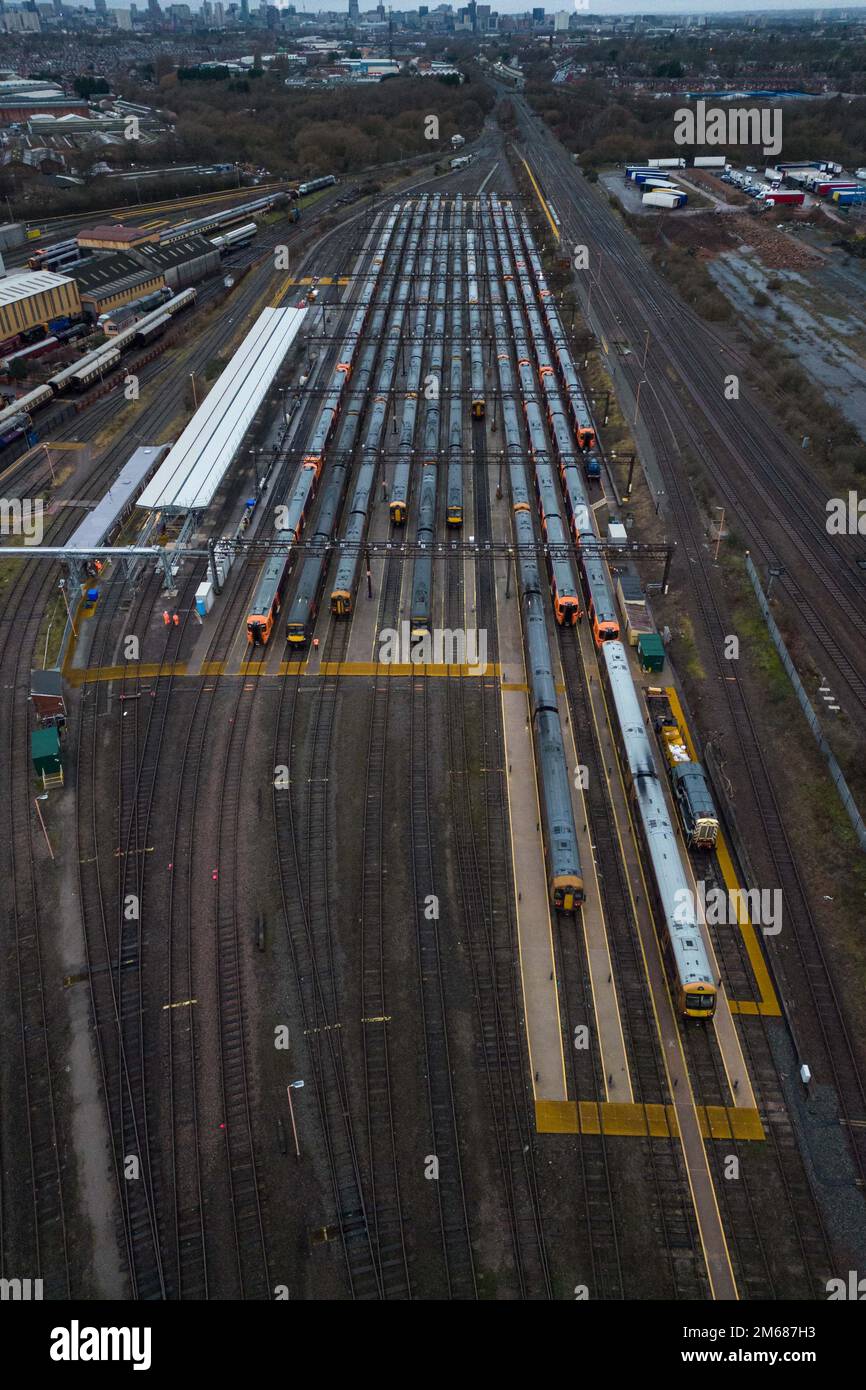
top-left (2, 110), bottom-right (866, 1310)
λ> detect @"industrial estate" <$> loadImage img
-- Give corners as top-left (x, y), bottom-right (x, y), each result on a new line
top-left (1, 0), bottom-right (866, 1346)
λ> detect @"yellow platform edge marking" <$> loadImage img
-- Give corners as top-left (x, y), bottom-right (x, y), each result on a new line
top-left (535, 1099), bottom-right (764, 1141)
top-left (663, 687), bottom-right (781, 1018)
top-left (520, 157), bottom-right (561, 243)
top-left (65, 661), bottom-right (503, 683)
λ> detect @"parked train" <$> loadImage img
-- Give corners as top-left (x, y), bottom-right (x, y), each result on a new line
top-left (210, 221), bottom-right (258, 253)
top-left (465, 228), bottom-right (486, 419)
top-left (646, 689), bottom-right (720, 849)
top-left (161, 191), bottom-right (288, 243)
top-left (502, 201), bottom-right (619, 647)
top-left (297, 175), bottom-right (338, 197)
top-left (335, 197), bottom-right (430, 619)
top-left (389, 200), bottom-right (440, 525)
top-left (0, 289), bottom-right (196, 437)
top-left (408, 198), bottom-right (449, 632)
top-left (245, 202), bottom-right (404, 645)
top-left (489, 199), bottom-right (580, 627)
top-left (445, 197), bottom-right (464, 528)
top-left (28, 238), bottom-right (84, 272)
top-left (0, 410), bottom-right (32, 448)
top-left (601, 643), bottom-right (717, 1018)
top-left (481, 199), bottom-right (583, 912)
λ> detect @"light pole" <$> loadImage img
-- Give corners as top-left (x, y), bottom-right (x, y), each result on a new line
top-left (714, 506), bottom-right (725, 561)
top-left (634, 378), bottom-right (645, 430)
top-left (189, 372), bottom-right (198, 408)
top-left (642, 329), bottom-right (650, 369)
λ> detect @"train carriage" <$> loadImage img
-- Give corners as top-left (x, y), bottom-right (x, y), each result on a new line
top-left (600, 641), bottom-right (717, 1018)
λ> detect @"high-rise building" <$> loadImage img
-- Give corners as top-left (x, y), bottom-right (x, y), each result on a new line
top-left (94, 0), bottom-right (107, 14)
top-left (240, 0), bottom-right (248, 18)
top-left (348, 0), bottom-right (359, 21)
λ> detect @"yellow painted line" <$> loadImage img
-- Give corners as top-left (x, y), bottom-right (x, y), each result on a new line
top-left (66, 662), bottom-right (189, 686)
top-left (318, 661), bottom-right (501, 677)
top-left (535, 1099), bottom-right (763, 1140)
top-left (521, 156), bottom-right (560, 243)
top-left (277, 660), bottom-right (310, 675)
top-left (664, 687), bottom-right (781, 1018)
top-left (199, 661), bottom-right (227, 676)
top-left (270, 273), bottom-right (295, 308)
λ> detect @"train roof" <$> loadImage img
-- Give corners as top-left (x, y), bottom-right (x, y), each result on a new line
top-left (67, 445), bottom-right (169, 552)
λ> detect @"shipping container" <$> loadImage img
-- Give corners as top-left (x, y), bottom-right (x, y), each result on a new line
top-left (30, 669), bottom-right (66, 725)
top-left (642, 191), bottom-right (686, 209)
top-left (31, 726), bottom-right (63, 786)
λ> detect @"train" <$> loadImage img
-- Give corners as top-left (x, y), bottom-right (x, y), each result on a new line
top-left (489, 197), bottom-right (580, 627)
top-left (389, 200), bottom-right (440, 525)
top-left (245, 202), bottom-right (405, 645)
top-left (28, 238), bottom-right (84, 272)
top-left (466, 228), bottom-right (485, 419)
top-left (161, 191), bottom-right (289, 244)
top-left (505, 202), bottom-right (619, 646)
top-left (335, 197), bottom-right (429, 619)
top-left (297, 175), bottom-right (338, 197)
top-left (646, 690), bottom-right (720, 849)
top-left (210, 221), bottom-right (258, 254)
top-left (408, 197), bottom-right (449, 632)
top-left (1, 336), bottom-right (60, 374)
top-left (445, 196), bottom-right (464, 528)
top-left (0, 289), bottom-right (197, 435)
top-left (0, 411), bottom-right (32, 448)
top-left (481, 196), bottom-right (583, 912)
top-left (601, 643), bottom-right (717, 1018)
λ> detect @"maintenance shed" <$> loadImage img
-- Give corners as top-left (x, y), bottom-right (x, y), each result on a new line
top-left (30, 668), bottom-right (66, 725)
top-left (134, 235), bottom-right (220, 291)
top-left (0, 270), bottom-right (81, 340)
top-left (72, 253), bottom-right (166, 320)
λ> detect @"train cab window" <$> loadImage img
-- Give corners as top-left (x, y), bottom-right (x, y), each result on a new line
top-left (685, 993), bottom-right (713, 1013)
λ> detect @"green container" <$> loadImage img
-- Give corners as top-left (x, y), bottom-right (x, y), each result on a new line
top-left (31, 726), bottom-right (62, 776)
top-left (638, 632), bottom-right (665, 673)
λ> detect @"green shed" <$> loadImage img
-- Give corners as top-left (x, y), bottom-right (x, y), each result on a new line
top-left (637, 631), bottom-right (665, 674)
top-left (31, 726), bottom-right (64, 786)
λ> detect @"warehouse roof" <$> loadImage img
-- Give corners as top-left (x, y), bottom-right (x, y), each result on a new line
top-left (77, 223), bottom-right (156, 245)
top-left (71, 252), bottom-right (147, 292)
top-left (0, 269), bottom-right (74, 306)
top-left (68, 445), bottom-right (169, 552)
top-left (135, 235), bottom-right (217, 272)
top-left (137, 308), bottom-right (306, 515)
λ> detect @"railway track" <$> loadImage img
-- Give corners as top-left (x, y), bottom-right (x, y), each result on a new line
top-left (409, 669), bottom-right (477, 1298)
top-left (517, 121), bottom-right (866, 724)
top-left (441, 415), bottom-right (554, 1298)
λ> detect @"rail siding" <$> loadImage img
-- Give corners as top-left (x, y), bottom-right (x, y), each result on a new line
top-left (745, 552), bottom-right (866, 853)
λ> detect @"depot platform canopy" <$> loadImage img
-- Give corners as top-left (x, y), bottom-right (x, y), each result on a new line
top-left (68, 445), bottom-right (169, 551)
top-left (136, 307), bottom-right (306, 515)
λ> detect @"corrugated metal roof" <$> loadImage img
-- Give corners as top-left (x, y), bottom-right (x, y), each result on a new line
top-left (137, 308), bottom-right (306, 514)
top-left (0, 270), bottom-right (74, 306)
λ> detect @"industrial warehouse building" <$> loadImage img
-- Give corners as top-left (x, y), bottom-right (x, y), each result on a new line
top-left (72, 253), bottom-right (166, 320)
top-left (70, 234), bottom-right (220, 318)
top-left (0, 270), bottom-right (81, 340)
top-left (134, 235), bottom-right (220, 291)
top-left (76, 224), bottom-right (161, 252)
